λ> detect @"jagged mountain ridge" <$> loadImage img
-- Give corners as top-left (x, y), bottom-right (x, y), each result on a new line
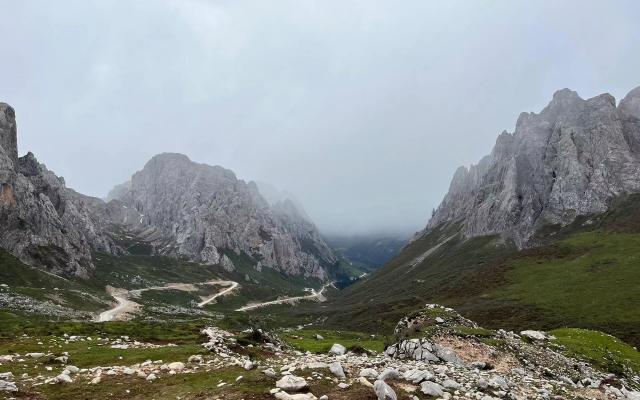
top-left (0, 103), bottom-right (119, 277)
top-left (427, 86), bottom-right (640, 247)
top-left (1, 103), bottom-right (336, 280)
top-left (107, 153), bottom-right (337, 279)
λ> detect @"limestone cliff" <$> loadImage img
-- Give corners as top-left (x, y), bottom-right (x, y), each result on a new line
top-left (0, 103), bottom-right (118, 277)
top-left (109, 153), bottom-right (337, 279)
top-left (426, 86), bottom-right (640, 247)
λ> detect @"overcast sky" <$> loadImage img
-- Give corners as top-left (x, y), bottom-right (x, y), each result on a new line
top-left (1, 1), bottom-right (639, 235)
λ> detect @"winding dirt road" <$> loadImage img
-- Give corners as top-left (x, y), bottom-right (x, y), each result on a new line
top-left (197, 281), bottom-right (239, 307)
top-left (235, 282), bottom-right (334, 312)
top-left (96, 280), bottom-right (239, 322)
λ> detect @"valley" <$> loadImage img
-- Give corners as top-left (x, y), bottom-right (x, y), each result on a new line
top-left (2, 86), bottom-right (640, 400)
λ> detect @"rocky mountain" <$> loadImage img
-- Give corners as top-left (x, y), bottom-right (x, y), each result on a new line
top-left (107, 153), bottom-right (337, 279)
top-left (0, 103), bottom-right (119, 278)
top-left (319, 86), bottom-right (640, 348)
top-left (1, 103), bottom-right (335, 281)
top-left (427, 86), bottom-right (640, 247)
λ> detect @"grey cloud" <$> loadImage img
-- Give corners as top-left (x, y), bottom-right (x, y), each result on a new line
top-left (1, 0), bottom-right (639, 235)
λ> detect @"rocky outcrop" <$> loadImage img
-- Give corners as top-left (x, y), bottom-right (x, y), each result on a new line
top-left (427, 86), bottom-right (640, 247)
top-left (0, 103), bottom-right (118, 277)
top-left (109, 153), bottom-right (336, 279)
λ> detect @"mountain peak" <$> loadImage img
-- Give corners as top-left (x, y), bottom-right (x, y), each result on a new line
top-left (428, 85), bottom-right (640, 247)
top-left (0, 102), bottom-right (17, 166)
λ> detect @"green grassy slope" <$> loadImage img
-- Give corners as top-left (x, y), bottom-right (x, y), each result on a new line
top-left (302, 194), bottom-right (640, 347)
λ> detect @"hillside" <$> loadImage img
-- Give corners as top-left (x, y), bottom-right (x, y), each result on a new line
top-left (310, 87), bottom-right (640, 347)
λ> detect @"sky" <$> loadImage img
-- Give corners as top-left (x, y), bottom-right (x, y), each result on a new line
top-left (1, 1), bottom-right (640, 235)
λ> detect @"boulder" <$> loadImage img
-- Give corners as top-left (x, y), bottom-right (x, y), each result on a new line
top-left (0, 379), bottom-right (18, 392)
top-left (167, 362), bottom-right (185, 371)
top-left (420, 381), bottom-right (444, 397)
top-left (274, 392), bottom-right (317, 400)
top-left (329, 361), bottom-right (345, 379)
top-left (329, 343), bottom-right (346, 355)
top-left (276, 375), bottom-right (308, 391)
top-left (520, 330), bottom-right (547, 341)
top-left (55, 373), bottom-right (73, 384)
top-left (373, 379), bottom-right (397, 400)
top-left (359, 368), bottom-right (379, 380)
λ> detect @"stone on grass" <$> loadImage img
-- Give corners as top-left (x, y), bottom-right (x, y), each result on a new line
top-left (329, 343), bottom-right (346, 356)
top-left (167, 362), bottom-right (185, 371)
top-left (276, 375), bottom-right (308, 391)
top-left (56, 373), bottom-right (73, 384)
top-left (520, 330), bottom-right (547, 341)
top-left (0, 380), bottom-right (18, 392)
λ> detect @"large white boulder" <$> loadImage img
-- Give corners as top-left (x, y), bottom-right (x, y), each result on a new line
top-left (276, 375), bottom-right (308, 391)
top-left (329, 343), bottom-right (346, 355)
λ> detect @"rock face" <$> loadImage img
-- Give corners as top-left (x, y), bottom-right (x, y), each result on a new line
top-left (109, 153), bottom-right (336, 279)
top-left (0, 103), bottom-right (118, 277)
top-left (427, 86), bottom-right (640, 247)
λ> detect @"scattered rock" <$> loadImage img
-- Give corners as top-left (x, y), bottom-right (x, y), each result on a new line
top-left (0, 380), bottom-right (18, 392)
top-left (420, 381), bottom-right (444, 397)
top-left (373, 379), bottom-right (397, 400)
top-left (329, 361), bottom-right (345, 379)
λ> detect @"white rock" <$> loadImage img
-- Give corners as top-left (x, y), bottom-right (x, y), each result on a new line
top-left (276, 375), bottom-right (308, 391)
top-left (420, 381), bottom-right (444, 397)
top-left (274, 392), bottom-right (317, 400)
top-left (373, 379), bottom-right (397, 400)
top-left (329, 362), bottom-right (345, 379)
top-left (358, 377), bottom-right (373, 387)
top-left (56, 373), bottom-right (73, 384)
top-left (329, 343), bottom-right (346, 355)
top-left (520, 330), bottom-right (547, 341)
top-left (64, 365), bottom-right (80, 374)
top-left (443, 379), bottom-right (461, 389)
top-left (244, 360), bottom-right (256, 370)
top-left (146, 373), bottom-right (157, 381)
top-left (378, 368), bottom-right (399, 381)
top-left (188, 355), bottom-right (203, 363)
top-left (359, 368), bottom-right (379, 380)
top-left (167, 361), bottom-right (185, 371)
top-left (0, 380), bottom-right (18, 392)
